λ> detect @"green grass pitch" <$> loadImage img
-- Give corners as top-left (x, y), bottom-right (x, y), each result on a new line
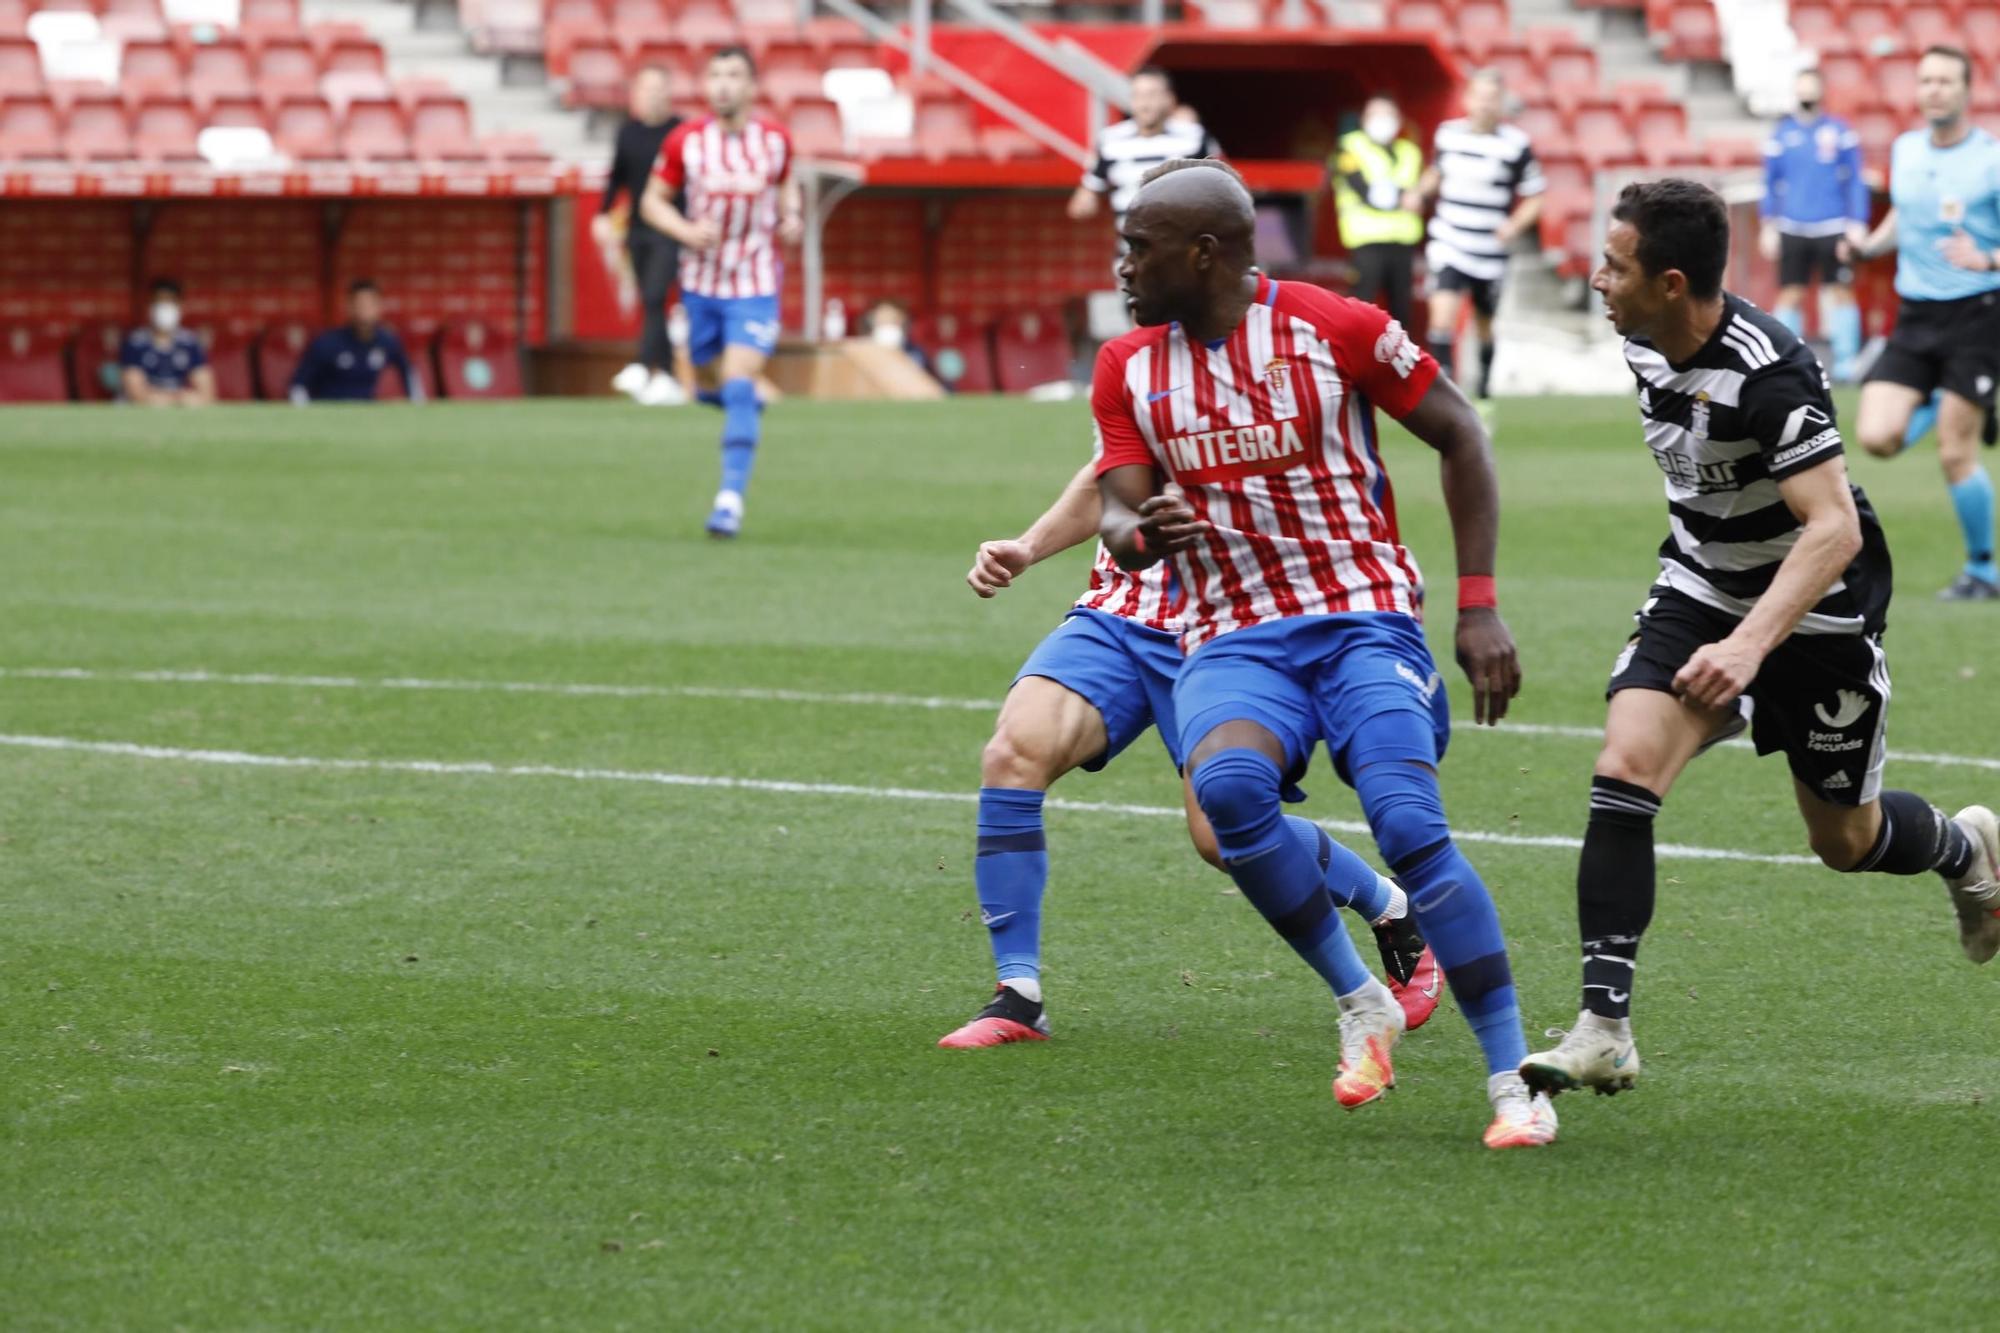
top-left (3, 395), bottom-right (1996, 1329)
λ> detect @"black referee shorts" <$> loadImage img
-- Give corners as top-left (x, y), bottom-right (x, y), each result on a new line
top-left (1867, 290), bottom-right (2000, 410)
top-left (1433, 263), bottom-right (1501, 318)
top-left (1777, 232), bottom-right (1852, 288)
top-left (1607, 586), bottom-right (1889, 807)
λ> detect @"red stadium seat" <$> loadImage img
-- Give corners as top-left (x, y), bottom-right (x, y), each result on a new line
top-left (64, 92), bottom-right (133, 161)
top-left (238, 0), bottom-right (299, 30)
top-left (1788, 2), bottom-right (1849, 55)
top-left (436, 319), bottom-right (521, 398)
top-left (0, 35), bottom-right (40, 96)
top-left (340, 95), bottom-right (412, 162)
top-left (759, 41), bottom-right (824, 111)
top-left (255, 321), bottom-right (313, 398)
top-left (0, 94), bottom-right (63, 160)
top-left (1843, 2), bottom-right (1900, 51)
top-left (272, 93), bottom-right (338, 158)
top-left (1902, 4), bottom-right (1957, 50)
top-left (676, 0), bottom-right (740, 47)
top-left (561, 39), bottom-right (626, 109)
top-left (991, 308), bottom-right (1070, 392)
top-left (254, 35), bottom-right (318, 100)
top-left (318, 31), bottom-right (386, 76)
top-left (1872, 50), bottom-right (1919, 99)
top-left (733, 0), bottom-right (794, 26)
top-left (1660, 0), bottom-right (1720, 62)
top-left (1851, 104), bottom-right (1900, 159)
top-left (609, 0), bottom-right (674, 52)
top-left (1456, 0), bottom-right (1511, 39)
top-left (788, 95), bottom-right (841, 156)
top-left (1966, 8), bottom-right (2000, 60)
top-left (1814, 51), bottom-right (1873, 116)
top-left (118, 38), bottom-right (183, 101)
top-left (1566, 94), bottom-right (1628, 165)
top-left (409, 94), bottom-right (481, 161)
top-left (195, 325), bottom-right (257, 401)
top-left (914, 94), bottom-right (976, 162)
top-left (132, 94), bottom-right (202, 161)
top-left (204, 92), bottom-right (266, 128)
top-left (0, 327), bottom-right (71, 402)
top-left (1384, 0), bottom-right (1447, 31)
top-left (482, 129), bottom-right (553, 166)
top-left (373, 325), bottom-right (439, 399)
top-left (913, 310), bottom-right (994, 393)
top-left (186, 39), bottom-right (255, 104)
top-left (71, 319), bottom-right (127, 401)
top-left (1479, 37), bottom-right (1538, 93)
top-left (1704, 136), bottom-right (1762, 169)
top-left (625, 43), bottom-right (697, 89)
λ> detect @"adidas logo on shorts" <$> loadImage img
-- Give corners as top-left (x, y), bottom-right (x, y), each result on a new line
top-left (1822, 770), bottom-right (1852, 791)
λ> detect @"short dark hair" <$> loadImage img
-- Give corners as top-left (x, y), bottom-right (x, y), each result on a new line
top-left (149, 277), bottom-right (182, 299)
top-left (1133, 64), bottom-right (1174, 94)
top-left (1921, 44), bottom-right (1974, 84)
top-left (1610, 177), bottom-right (1730, 300)
top-left (1140, 156), bottom-right (1246, 188)
top-left (348, 277), bottom-right (380, 296)
top-left (709, 44), bottom-right (756, 76)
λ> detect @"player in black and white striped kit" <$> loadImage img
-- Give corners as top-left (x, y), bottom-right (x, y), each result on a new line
top-left (1415, 69), bottom-right (1544, 400)
top-left (1067, 67), bottom-right (1220, 233)
top-left (1521, 179), bottom-right (2000, 1102)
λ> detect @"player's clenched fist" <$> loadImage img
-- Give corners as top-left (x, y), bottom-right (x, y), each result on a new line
top-left (967, 540), bottom-right (1034, 597)
top-left (1672, 637), bottom-right (1761, 709)
top-left (1135, 489), bottom-right (1207, 557)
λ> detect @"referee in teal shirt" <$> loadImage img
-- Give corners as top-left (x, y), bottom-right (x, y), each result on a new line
top-left (1847, 45), bottom-right (2000, 600)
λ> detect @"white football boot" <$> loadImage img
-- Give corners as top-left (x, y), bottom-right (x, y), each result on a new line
top-left (636, 371), bottom-right (689, 407)
top-left (610, 362), bottom-right (649, 397)
top-left (1332, 978), bottom-right (1405, 1109)
top-left (1484, 1071), bottom-right (1558, 1149)
top-left (1518, 1010), bottom-right (1641, 1097)
top-left (1946, 805), bottom-right (2000, 964)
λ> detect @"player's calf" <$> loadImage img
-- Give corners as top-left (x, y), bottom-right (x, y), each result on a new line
top-left (1830, 792), bottom-right (1999, 963)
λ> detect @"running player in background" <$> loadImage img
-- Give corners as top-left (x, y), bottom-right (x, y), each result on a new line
top-left (1522, 179), bottom-right (1998, 1101)
top-left (1094, 159), bottom-right (1552, 1149)
top-left (1759, 67), bottom-right (1868, 381)
top-left (937, 466), bottom-right (1439, 1049)
top-left (640, 45), bottom-right (802, 539)
top-left (1843, 46), bottom-right (2000, 600)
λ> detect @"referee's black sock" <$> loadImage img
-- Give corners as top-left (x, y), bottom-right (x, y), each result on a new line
top-left (1577, 776), bottom-right (1661, 1021)
top-left (1426, 335), bottom-right (1456, 382)
top-left (1844, 790), bottom-right (1975, 879)
top-left (1477, 339), bottom-right (1497, 400)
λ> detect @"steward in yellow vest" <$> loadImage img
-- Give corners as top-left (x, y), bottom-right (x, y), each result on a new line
top-left (1332, 96), bottom-right (1424, 326)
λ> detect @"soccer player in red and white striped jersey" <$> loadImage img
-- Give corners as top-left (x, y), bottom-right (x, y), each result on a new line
top-left (640, 46), bottom-right (801, 538)
top-left (938, 462), bottom-right (1437, 1050)
top-left (1094, 159), bottom-right (1553, 1148)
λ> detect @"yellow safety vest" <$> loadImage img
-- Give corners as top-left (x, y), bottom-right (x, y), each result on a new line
top-left (1333, 130), bottom-right (1424, 248)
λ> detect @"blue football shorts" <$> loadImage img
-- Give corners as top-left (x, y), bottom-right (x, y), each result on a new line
top-left (682, 291), bottom-right (781, 367)
top-left (1013, 607), bottom-right (1186, 771)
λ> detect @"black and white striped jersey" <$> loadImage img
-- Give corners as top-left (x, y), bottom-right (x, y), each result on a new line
top-left (1083, 117), bottom-right (1222, 221)
top-left (1424, 118), bottom-right (1544, 282)
top-left (1623, 292), bottom-right (1891, 635)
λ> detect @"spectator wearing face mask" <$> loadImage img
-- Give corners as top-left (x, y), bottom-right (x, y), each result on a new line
top-left (121, 278), bottom-right (215, 407)
top-left (860, 299), bottom-right (927, 373)
top-left (1332, 95), bottom-right (1425, 329)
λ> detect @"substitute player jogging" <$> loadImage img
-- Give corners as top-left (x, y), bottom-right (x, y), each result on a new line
top-left (1095, 159), bottom-right (1552, 1150)
top-left (1521, 179), bottom-right (2000, 1102)
top-left (641, 45), bottom-right (802, 539)
top-left (1846, 45), bottom-right (2000, 600)
top-left (937, 467), bottom-right (1439, 1048)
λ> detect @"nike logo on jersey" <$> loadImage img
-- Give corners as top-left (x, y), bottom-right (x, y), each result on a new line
top-left (1814, 690), bottom-right (1871, 729)
top-left (1147, 386), bottom-right (1184, 403)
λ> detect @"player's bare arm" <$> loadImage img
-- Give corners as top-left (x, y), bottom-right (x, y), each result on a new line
top-left (778, 177), bottom-right (805, 247)
top-left (1097, 465), bottom-right (1204, 571)
top-left (639, 174), bottom-right (719, 251)
top-left (1842, 207), bottom-right (1896, 262)
top-left (1673, 458), bottom-right (1865, 709)
top-left (1496, 193), bottom-right (1543, 245)
top-left (967, 463), bottom-right (1103, 597)
top-left (1398, 375), bottom-right (1523, 725)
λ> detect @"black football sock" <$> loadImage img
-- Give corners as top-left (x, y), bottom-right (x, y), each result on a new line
top-left (1427, 335), bottom-right (1456, 382)
top-left (1846, 789), bottom-right (1975, 879)
top-left (1477, 339), bottom-right (1497, 400)
top-left (1578, 776), bottom-right (1661, 1021)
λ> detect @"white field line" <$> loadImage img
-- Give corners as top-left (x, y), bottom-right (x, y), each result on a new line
top-left (0, 731), bottom-right (1822, 867)
top-left (5, 664), bottom-right (2000, 774)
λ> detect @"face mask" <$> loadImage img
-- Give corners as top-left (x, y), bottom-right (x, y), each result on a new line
top-left (1363, 113), bottom-right (1400, 145)
top-left (871, 322), bottom-right (906, 349)
top-left (151, 301), bottom-right (180, 333)
top-left (1798, 99), bottom-right (1820, 115)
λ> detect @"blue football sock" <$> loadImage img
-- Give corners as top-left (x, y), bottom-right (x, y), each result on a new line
top-left (1195, 750), bottom-right (1370, 997)
top-left (1773, 303), bottom-right (1804, 339)
top-left (1349, 714), bottom-right (1525, 1074)
top-left (696, 386), bottom-right (724, 408)
top-left (1949, 467), bottom-right (1998, 583)
top-left (1826, 299), bottom-right (1861, 373)
top-left (1905, 394), bottom-right (1940, 451)
top-left (718, 376), bottom-right (760, 497)
top-left (975, 787), bottom-right (1047, 984)
top-left (1284, 815), bottom-right (1391, 920)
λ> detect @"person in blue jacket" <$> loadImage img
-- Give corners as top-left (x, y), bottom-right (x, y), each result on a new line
top-left (289, 279), bottom-right (424, 404)
top-left (1760, 68), bottom-right (1870, 381)
top-left (120, 278), bottom-right (215, 407)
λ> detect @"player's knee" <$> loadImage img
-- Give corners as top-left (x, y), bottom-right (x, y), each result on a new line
top-left (1593, 741), bottom-right (1670, 793)
top-left (1189, 749), bottom-right (1283, 844)
top-left (981, 726), bottom-right (1061, 789)
top-left (1856, 422), bottom-right (1903, 458)
top-left (1186, 817), bottom-right (1226, 870)
top-left (1354, 761), bottom-right (1450, 874)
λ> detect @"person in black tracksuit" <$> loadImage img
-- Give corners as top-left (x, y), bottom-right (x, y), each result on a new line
top-left (595, 65), bottom-right (683, 395)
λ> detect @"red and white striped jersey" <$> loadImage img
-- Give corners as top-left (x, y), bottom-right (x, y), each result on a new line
top-left (653, 115), bottom-right (792, 299)
top-left (1092, 275), bottom-right (1439, 650)
top-left (1072, 541), bottom-right (1180, 633)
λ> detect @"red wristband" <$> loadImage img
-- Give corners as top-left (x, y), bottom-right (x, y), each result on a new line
top-left (1132, 528), bottom-right (1149, 556)
top-left (1457, 575), bottom-right (1497, 611)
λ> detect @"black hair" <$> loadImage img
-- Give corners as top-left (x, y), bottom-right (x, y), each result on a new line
top-left (1610, 177), bottom-right (1730, 300)
top-left (348, 277), bottom-right (380, 296)
top-left (709, 44), bottom-right (756, 76)
top-left (149, 277), bottom-right (182, 299)
top-left (1921, 44), bottom-right (1974, 85)
top-left (1133, 64), bottom-right (1174, 94)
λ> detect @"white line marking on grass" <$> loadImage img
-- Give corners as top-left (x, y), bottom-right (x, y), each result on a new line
top-left (0, 731), bottom-right (1822, 867)
top-left (8, 665), bottom-right (2000, 774)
